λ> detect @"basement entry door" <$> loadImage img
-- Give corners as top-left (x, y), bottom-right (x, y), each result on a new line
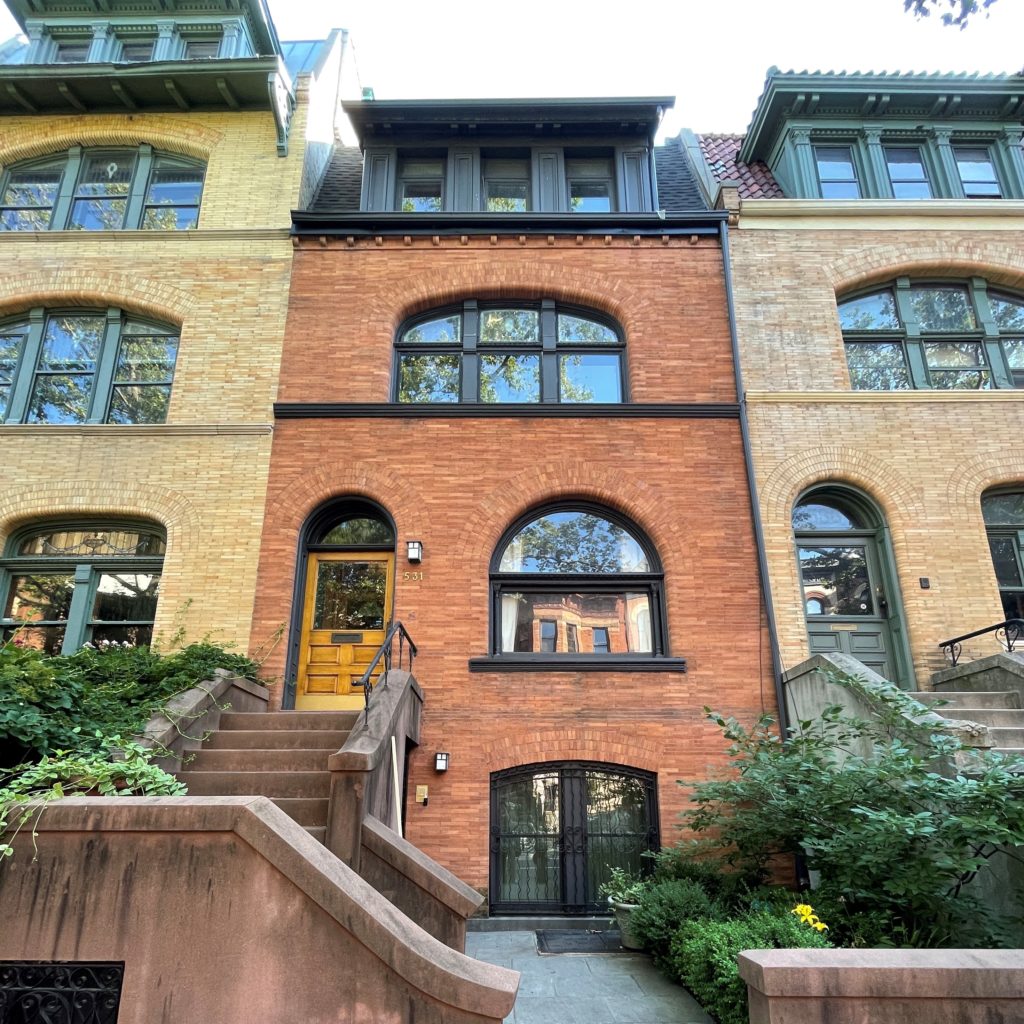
top-left (295, 551), bottom-right (395, 710)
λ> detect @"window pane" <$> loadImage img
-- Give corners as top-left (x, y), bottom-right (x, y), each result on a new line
top-left (320, 517), bottom-right (394, 545)
top-left (845, 341), bottom-right (911, 390)
top-left (929, 370), bottom-right (993, 390)
top-left (402, 315), bottom-right (461, 344)
top-left (70, 197), bottom-right (128, 231)
top-left (143, 206), bottom-right (199, 230)
top-left (792, 501), bottom-right (861, 531)
top-left (27, 375), bottom-right (93, 423)
top-left (815, 147), bottom-right (856, 179)
top-left (2, 209), bottom-right (54, 231)
top-left (0, 330), bottom-right (26, 385)
top-left (988, 536), bottom-right (1023, 589)
top-left (924, 341), bottom-right (985, 368)
top-left (77, 154), bottom-right (134, 195)
top-left (885, 147), bottom-right (928, 181)
top-left (312, 560), bottom-right (387, 630)
top-left (797, 545), bottom-right (874, 615)
top-left (397, 353), bottom-right (460, 402)
top-left (184, 39), bottom-right (220, 58)
top-left (107, 385), bottom-right (171, 424)
top-left (955, 148), bottom-right (1001, 197)
top-left (892, 181), bottom-right (932, 200)
top-left (4, 573), bottom-right (75, 622)
top-left (1002, 338), bottom-right (1024, 369)
top-left (1, 161), bottom-right (63, 231)
top-left (820, 181), bottom-right (861, 199)
top-left (39, 315), bottom-right (104, 371)
top-left (115, 336), bottom-right (178, 382)
top-left (500, 592), bottom-right (653, 653)
top-left (559, 353), bottom-right (621, 402)
top-left (909, 286), bottom-right (976, 331)
top-left (90, 624), bottom-right (154, 647)
top-left (486, 181), bottom-right (529, 212)
top-left (558, 315), bottom-right (617, 344)
top-left (144, 158), bottom-right (204, 230)
top-left (480, 354), bottom-right (540, 403)
top-left (2, 624), bottom-right (65, 654)
top-left (499, 511), bottom-right (649, 573)
top-left (54, 42), bottom-right (89, 62)
top-left (480, 309), bottom-right (539, 345)
top-left (569, 182), bottom-right (612, 212)
top-left (838, 291), bottom-right (900, 331)
top-left (17, 527), bottom-right (165, 557)
top-left (983, 493), bottom-right (1024, 526)
top-left (990, 294), bottom-right (1024, 332)
top-left (400, 183), bottom-right (442, 213)
top-left (92, 572), bottom-right (161, 621)
top-left (120, 39), bottom-right (154, 61)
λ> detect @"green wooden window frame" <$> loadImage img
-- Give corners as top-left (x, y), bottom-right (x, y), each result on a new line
top-left (0, 520), bottom-right (165, 655)
top-left (839, 278), bottom-right (1024, 392)
top-left (0, 307), bottom-right (179, 425)
top-left (393, 300), bottom-right (626, 405)
top-left (0, 145), bottom-right (206, 232)
top-left (981, 491), bottom-right (1024, 621)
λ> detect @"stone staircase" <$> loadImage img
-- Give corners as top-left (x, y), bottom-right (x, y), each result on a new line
top-left (906, 688), bottom-right (1024, 756)
top-left (175, 710), bottom-right (359, 843)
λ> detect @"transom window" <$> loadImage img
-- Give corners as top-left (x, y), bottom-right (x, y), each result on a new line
top-left (0, 308), bottom-right (179, 425)
top-left (489, 504), bottom-right (666, 661)
top-left (0, 521), bottom-right (165, 654)
top-left (0, 146), bottom-right (205, 232)
top-left (395, 300), bottom-right (625, 404)
top-left (839, 279), bottom-right (1024, 391)
top-left (982, 491), bottom-right (1024, 621)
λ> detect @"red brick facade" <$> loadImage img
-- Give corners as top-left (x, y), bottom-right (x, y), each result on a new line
top-left (250, 235), bottom-right (774, 895)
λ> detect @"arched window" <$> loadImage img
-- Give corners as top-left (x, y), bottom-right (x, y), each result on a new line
top-left (488, 503), bottom-right (666, 662)
top-left (0, 308), bottom-right (178, 424)
top-left (0, 520), bottom-right (165, 654)
top-left (838, 279), bottom-right (1024, 391)
top-left (981, 490), bottom-right (1024, 620)
top-left (0, 146), bottom-right (205, 231)
top-left (394, 300), bottom-right (625, 404)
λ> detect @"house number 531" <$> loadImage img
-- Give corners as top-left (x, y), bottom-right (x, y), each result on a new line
top-left (403, 571), bottom-right (425, 581)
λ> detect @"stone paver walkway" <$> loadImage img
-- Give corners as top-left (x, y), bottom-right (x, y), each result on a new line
top-left (466, 930), bottom-right (713, 1024)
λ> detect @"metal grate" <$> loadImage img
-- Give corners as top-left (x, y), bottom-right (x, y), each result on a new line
top-left (0, 962), bottom-right (124, 1024)
top-left (536, 930), bottom-right (625, 954)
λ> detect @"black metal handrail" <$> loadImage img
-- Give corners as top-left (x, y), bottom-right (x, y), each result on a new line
top-left (938, 618), bottom-right (1024, 667)
top-left (355, 621), bottom-right (417, 715)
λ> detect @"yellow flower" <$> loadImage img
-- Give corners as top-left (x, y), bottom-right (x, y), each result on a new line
top-left (791, 903), bottom-right (828, 931)
top-left (812, 921), bottom-right (829, 932)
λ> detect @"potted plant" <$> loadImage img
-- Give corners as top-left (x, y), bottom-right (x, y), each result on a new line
top-left (599, 866), bottom-right (648, 950)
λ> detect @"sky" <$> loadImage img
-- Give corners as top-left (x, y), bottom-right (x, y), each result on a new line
top-left (2, 0), bottom-right (1024, 136)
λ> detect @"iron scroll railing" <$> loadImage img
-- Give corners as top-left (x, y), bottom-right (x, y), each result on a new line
top-left (355, 621), bottom-right (417, 715)
top-left (938, 618), bottom-right (1024, 667)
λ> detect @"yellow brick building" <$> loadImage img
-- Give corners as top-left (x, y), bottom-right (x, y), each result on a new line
top-left (0, 1), bottom-right (351, 657)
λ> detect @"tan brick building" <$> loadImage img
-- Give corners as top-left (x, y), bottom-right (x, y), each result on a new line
top-left (692, 70), bottom-right (1024, 688)
top-left (0, 1), bottom-right (351, 654)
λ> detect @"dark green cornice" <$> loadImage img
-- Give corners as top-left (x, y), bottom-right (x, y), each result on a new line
top-left (740, 69), bottom-right (1024, 162)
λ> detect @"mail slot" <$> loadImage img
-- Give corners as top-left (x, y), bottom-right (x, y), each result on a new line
top-left (331, 632), bottom-right (363, 644)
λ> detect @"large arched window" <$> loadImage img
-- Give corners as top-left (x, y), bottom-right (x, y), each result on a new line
top-left (981, 490), bottom-right (1024, 621)
top-left (0, 520), bottom-right (165, 654)
top-left (0, 308), bottom-right (178, 424)
top-left (0, 146), bottom-right (205, 231)
top-left (838, 279), bottom-right (1024, 391)
top-left (486, 503), bottom-right (668, 664)
top-left (394, 300), bottom-right (625, 404)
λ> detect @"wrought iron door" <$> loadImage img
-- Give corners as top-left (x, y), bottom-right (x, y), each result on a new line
top-left (489, 762), bottom-right (658, 915)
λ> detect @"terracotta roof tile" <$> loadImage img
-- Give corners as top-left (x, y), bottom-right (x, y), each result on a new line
top-left (697, 134), bottom-right (784, 199)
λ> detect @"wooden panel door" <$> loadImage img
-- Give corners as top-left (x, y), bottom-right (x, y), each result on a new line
top-left (295, 552), bottom-right (395, 710)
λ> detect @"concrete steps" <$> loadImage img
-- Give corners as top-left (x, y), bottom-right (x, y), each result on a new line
top-left (174, 711), bottom-right (353, 839)
top-left (906, 689), bottom-right (1024, 754)
top-left (906, 690), bottom-right (1021, 710)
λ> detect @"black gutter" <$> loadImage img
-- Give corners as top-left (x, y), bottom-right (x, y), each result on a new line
top-left (291, 211), bottom-right (728, 237)
top-left (274, 402), bottom-right (740, 420)
top-left (719, 219), bottom-right (789, 734)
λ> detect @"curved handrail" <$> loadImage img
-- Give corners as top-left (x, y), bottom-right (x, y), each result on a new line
top-left (938, 618), bottom-right (1024, 667)
top-left (355, 621), bottom-right (417, 715)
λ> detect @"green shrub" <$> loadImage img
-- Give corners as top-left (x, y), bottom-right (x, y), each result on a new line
top-left (671, 910), bottom-right (830, 1024)
top-left (646, 848), bottom-right (763, 911)
top-left (631, 879), bottom-right (722, 969)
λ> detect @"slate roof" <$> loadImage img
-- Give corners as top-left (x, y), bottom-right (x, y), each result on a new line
top-left (308, 145), bottom-right (364, 212)
top-left (654, 139), bottom-right (708, 212)
top-left (697, 134), bottom-right (783, 199)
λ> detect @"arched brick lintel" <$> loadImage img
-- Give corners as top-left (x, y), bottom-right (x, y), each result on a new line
top-left (482, 729), bottom-right (663, 775)
top-left (948, 453), bottom-right (1024, 515)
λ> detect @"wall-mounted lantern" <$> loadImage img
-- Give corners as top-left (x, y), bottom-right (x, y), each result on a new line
top-left (435, 751), bottom-right (450, 772)
top-left (407, 540), bottom-right (423, 563)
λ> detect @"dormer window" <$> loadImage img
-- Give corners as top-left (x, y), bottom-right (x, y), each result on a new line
top-left (814, 146), bottom-right (860, 199)
top-left (182, 36), bottom-right (221, 59)
top-left (119, 38), bottom-right (155, 62)
top-left (54, 39), bottom-right (89, 63)
top-left (566, 155), bottom-right (615, 212)
top-left (483, 155), bottom-right (530, 212)
top-left (398, 156), bottom-right (444, 213)
top-left (884, 147), bottom-right (932, 199)
top-left (954, 146), bottom-right (1002, 198)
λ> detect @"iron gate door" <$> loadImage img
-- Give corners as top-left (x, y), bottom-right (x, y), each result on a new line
top-left (489, 762), bottom-right (659, 915)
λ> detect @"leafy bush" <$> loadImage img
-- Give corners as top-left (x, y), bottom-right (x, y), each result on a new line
top-left (647, 848), bottom-right (763, 910)
top-left (631, 878), bottom-right (723, 967)
top-left (0, 641), bottom-right (259, 765)
top-left (679, 684), bottom-right (1024, 947)
top-left (670, 909), bottom-right (830, 1024)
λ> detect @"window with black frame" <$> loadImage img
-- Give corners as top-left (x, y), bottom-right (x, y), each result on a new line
top-left (982, 491), bottom-right (1024, 621)
top-left (839, 279), bottom-right (1024, 391)
top-left (488, 505), bottom-right (665, 661)
top-left (394, 300), bottom-right (625, 404)
top-left (0, 522), bottom-right (165, 654)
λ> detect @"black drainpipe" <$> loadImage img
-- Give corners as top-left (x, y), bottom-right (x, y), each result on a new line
top-left (718, 218), bottom-right (789, 733)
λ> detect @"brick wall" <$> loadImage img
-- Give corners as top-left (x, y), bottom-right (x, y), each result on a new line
top-left (731, 222), bottom-right (1024, 682)
top-left (251, 236), bottom-right (776, 891)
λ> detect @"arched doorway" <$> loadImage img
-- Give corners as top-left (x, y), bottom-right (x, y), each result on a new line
top-left (792, 487), bottom-right (910, 686)
top-left (289, 498), bottom-right (396, 710)
top-left (489, 761), bottom-right (659, 915)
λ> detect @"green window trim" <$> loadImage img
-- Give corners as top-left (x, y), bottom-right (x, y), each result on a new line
top-left (981, 490), bottom-right (1024, 621)
top-left (393, 300), bottom-right (626, 405)
top-left (0, 519), bottom-right (165, 655)
top-left (839, 277), bottom-right (1024, 392)
top-left (0, 307), bottom-right (179, 425)
top-left (0, 145), bottom-right (206, 232)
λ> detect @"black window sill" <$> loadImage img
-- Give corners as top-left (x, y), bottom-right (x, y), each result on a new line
top-left (468, 655), bottom-right (687, 673)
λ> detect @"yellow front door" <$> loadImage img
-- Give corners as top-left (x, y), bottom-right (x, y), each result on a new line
top-left (295, 551), bottom-right (395, 710)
